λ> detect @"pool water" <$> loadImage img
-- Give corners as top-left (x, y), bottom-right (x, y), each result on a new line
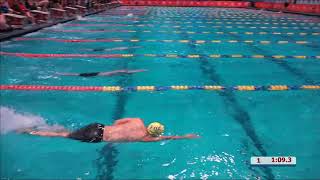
top-left (1, 6), bottom-right (320, 179)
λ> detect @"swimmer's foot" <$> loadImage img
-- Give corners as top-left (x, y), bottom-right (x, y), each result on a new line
top-left (55, 72), bottom-right (79, 76)
top-left (15, 127), bottom-right (36, 134)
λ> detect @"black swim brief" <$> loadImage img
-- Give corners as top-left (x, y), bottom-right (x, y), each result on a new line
top-left (92, 48), bottom-right (105, 52)
top-left (79, 72), bottom-right (99, 77)
top-left (68, 123), bottom-right (105, 143)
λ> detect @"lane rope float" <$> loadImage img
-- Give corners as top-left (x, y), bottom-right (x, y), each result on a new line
top-left (1, 85), bottom-right (319, 92)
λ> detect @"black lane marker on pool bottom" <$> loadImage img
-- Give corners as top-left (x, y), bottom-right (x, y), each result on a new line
top-left (274, 31), bottom-right (320, 84)
top-left (96, 65), bottom-right (130, 180)
top-left (266, 28), bottom-right (318, 84)
top-left (96, 143), bottom-right (119, 180)
top-left (96, 18), bottom-right (142, 180)
top-left (231, 30), bottom-right (319, 85)
top-left (180, 28), bottom-right (275, 179)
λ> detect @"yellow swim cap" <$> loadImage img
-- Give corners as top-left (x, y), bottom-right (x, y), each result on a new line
top-left (147, 122), bottom-right (164, 137)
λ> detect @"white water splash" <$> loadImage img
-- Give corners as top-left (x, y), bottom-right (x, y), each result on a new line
top-left (76, 15), bottom-right (87, 20)
top-left (38, 75), bottom-right (54, 80)
top-left (167, 151), bottom-right (245, 179)
top-left (0, 106), bottom-right (65, 134)
top-left (0, 106), bottom-right (46, 134)
top-left (162, 158), bottom-right (176, 167)
top-left (168, 168), bottom-right (188, 180)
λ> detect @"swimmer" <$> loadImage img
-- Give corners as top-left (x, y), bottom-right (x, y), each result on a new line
top-left (17, 118), bottom-right (199, 143)
top-left (85, 46), bottom-right (142, 52)
top-left (56, 69), bottom-right (147, 77)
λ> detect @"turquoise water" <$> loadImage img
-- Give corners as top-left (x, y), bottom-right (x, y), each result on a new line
top-left (1, 6), bottom-right (320, 179)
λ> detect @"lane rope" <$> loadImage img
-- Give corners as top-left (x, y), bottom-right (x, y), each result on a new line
top-left (64, 23), bottom-right (320, 29)
top-left (43, 29), bottom-right (320, 36)
top-left (1, 85), bottom-right (319, 92)
top-left (14, 38), bottom-right (317, 45)
top-left (95, 15), bottom-right (318, 21)
top-left (72, 20), bottom-right (320, 26)
top-left (1, 52), bottom-right (319, 59)
top-left (52, 25), bottom-right (320, 29)
top-left (86, 19), bottom-right (320, 23)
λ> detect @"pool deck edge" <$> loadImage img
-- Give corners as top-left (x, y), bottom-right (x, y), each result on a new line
top-left (1, 5), bottom-right (318, 43)
top-left (247, 7), bottom-right (320, 17)
top-left (0, 5), bottom-right (120, 42)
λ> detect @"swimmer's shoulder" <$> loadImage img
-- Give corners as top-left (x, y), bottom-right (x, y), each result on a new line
top-left (124, 118), bottom-right (144, 123)
top-left (116, 117), bottom-right (143, 122)
top-left (128, 117), bottom-right (143, 121)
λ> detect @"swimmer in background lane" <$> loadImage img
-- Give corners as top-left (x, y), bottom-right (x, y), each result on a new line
top-left (56, 69), bottom-right (147, 77)
top-left (17, 118), bottom-right (200, 143)
top-left (84, 46), bottom-right (142, 52)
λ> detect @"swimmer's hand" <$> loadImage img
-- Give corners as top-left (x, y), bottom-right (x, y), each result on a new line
top-left (127, 69), bottom-right (148, 73)
top-left (142, 134), bottom-right (200, 142)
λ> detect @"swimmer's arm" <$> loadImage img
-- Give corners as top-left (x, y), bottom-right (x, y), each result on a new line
top-left (142, 134), bottom-right (199, 142)
top-left (126, 69), bottom-right (148, 74)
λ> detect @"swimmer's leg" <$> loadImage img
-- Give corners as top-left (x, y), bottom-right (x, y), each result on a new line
top-left (15, 127), bottom-right (37, 134)
top-left (56, 72), bottom-right (80, 76)
top-left (29, 131), bottom-right (70, 137)
top-left (16, 126), bottom-right (70, 137)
